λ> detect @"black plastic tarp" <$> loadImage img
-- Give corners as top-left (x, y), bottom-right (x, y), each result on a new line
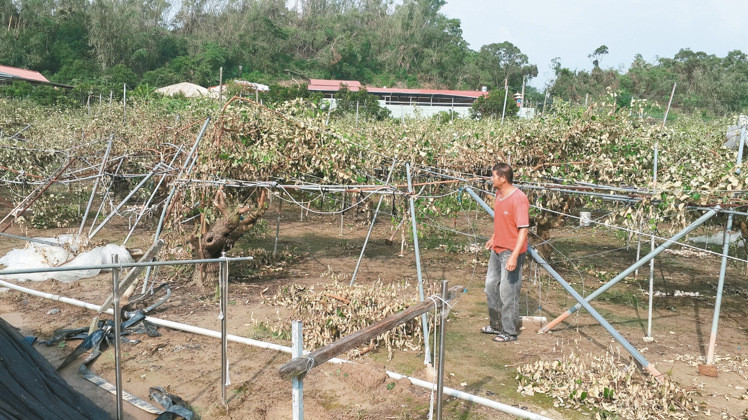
top-left (0, 316), bottom-right (111, 420)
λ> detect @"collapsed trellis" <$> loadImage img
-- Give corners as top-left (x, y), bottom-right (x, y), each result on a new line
top-left (1, 97), bottom-right (747, 417)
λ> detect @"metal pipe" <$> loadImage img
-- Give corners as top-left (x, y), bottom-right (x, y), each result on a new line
top-left (273, 198), bottom-right (282, 256)
top-left (406, 163), bottom-right (431, 366)
top-left (736, 126), bottom-right (747, 175)
top-left (0, 256), bottom-right (253, 277)
top-left (436, 279), bottom-right (448, 419)
top-left (220, 252), bottom-right (229, 403)
top-left (112, 255), bottom-right (123, 420)
top-left (0, 157), bottom-right (75, 232)
top-left (647, 232), bottom-right (655, 338)
top-left (706, 122), bottom-right (745, 364)
top-left (500, 78), bottom-right (508, 125)
top-left (89, 164), bottom-right (160, 240)
top-left (153, 118), bottom-right (210, 244)
top-left (88, 157), bottom-right (125, 236)
top-left (527, 246), bottom-right (663, 379)
top-left (144, 118), bottom-right (211, 289)
top-left (0, 232), bottom-right (60, 247)
top-left (0, 277), bottom-right (550, 420)
top-left (706, 213), bottom-right (733, 364)
top-left (80, 135), bottom-right (114, 234)
top-left (541, 207), bottom-right (719, 332)
top-left (385, 371), bottom-right (552, 420)
top-left (635, 220), bottom-right (642, 278)
top-left (123, 146), bottom-right (183, 245)
top-left (292, 320), bottom-right (304, 420)
top-left (350, 159), bottom-right (397, 286)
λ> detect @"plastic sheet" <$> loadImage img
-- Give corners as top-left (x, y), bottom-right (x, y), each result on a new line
top-left (0, 234), bottom-right (132, 282)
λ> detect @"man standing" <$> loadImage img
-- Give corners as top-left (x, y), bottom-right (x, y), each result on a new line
top-left (481, 163), bottom-right (529, 343)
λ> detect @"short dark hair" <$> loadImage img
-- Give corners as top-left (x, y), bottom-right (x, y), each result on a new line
top-left (492, 163), bottom-right (513, 184)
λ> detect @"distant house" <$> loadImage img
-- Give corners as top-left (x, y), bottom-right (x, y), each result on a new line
top-left (0, 65), bottom-right (73, 88)
top-left (307, 79), bottom-right (488, 118)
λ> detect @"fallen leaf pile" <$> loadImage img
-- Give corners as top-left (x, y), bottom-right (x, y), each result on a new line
top-left (265, 279), bottom-right (430, 359)
top-left (516, 350), bottom-right (696, 419)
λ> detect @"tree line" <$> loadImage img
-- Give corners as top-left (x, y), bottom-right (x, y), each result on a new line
top-left (1, 0), bottom-right (745, 116)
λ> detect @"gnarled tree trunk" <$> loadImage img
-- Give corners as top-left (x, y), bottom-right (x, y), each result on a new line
top-left (189, 189), bottom-right (267, 285)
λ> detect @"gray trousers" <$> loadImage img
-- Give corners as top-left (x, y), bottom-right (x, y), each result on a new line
top-left (484, 250), bottom-right (525, 336)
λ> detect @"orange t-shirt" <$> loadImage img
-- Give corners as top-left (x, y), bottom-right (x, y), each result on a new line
top-left (492, 188), bottom-right (530, 254)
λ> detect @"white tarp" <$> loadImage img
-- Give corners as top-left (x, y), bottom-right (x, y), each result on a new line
top-left (0, 234), bottom-right (133, 282)
top-left (155, 82), bottom-right (212, 98)
top-left (689, 231), bottom-right (743, 247)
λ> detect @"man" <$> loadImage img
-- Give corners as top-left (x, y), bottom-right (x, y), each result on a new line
top-left (481, 163), bottom-right (529, 343)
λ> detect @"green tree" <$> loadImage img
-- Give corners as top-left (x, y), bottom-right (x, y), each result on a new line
top-left (476, 42), bottom-right (537, 91)
top-left (589, 44), bottom-right (608, 68)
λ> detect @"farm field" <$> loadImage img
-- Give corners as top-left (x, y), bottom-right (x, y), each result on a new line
top-left (1, 199), bottom-right (746, 419)
top-left (0, 97), bottom-right (747, 419)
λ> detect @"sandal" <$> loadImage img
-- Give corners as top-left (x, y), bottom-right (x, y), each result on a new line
top-left (492, 332), bottom-right (517, 343)
top-left (480, 325), bottom-right (502, 335)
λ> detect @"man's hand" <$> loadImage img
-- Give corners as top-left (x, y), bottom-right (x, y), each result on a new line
top-left (506, 254), bottom-right (518, 271)
top-left (485, 236), bottom-right (494, 250)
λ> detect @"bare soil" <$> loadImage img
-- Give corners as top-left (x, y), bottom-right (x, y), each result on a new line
top-left (1, 203), bottom-right (747, 419)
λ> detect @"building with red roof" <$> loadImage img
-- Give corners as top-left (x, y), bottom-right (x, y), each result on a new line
top-left (307, 79), bottom-right (487, 118)
top-left (0, 65), bottom-right (72, 88)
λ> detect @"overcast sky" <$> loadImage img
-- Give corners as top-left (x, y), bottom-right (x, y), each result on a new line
top-left (441, 0), bottom-right (748, 89)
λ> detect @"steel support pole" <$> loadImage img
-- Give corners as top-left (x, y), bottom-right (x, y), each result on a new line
top-left (706, 214), bottom-right (733, 365)
top-left (541, 207), bottom-right (719, 333)
top-left (87, 158), bottom-right (124, 236)
top-left (706, 123), bottom-right (745, 364)
top-left (89, 165), bottom-right (160, 240)
top-left (435, 279), bottom-right (448, 419)
top-left (112, 255), bottom-right (123, 420)
top-left (80, 135), bottom-right (113, 235)
top-left (406, 163), bottom-right (431, 366)
top-left (527, 246), bottom-right (663, 379)
top-left (735, 126), bottom-right (746, 175)
top-left (144, 118), bottom-right (210, 290)
top-left (123, 146), bottom-right (183, 245)
top-left (292, 320), bottom-right (304, 420)
top-left (273, 198), bottom-right (282, 256)
top-left (220, 252), bottom-right (229, 403)
top-left (350, 159), bottom-right (397, 286)
top-left (500, 78), bottom-right (508, 125)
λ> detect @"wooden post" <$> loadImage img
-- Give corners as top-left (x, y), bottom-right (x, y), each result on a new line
top-left (278, 285), bottom-right (464, 380)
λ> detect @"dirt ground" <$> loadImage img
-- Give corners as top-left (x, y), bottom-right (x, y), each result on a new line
top-left (1, 200), bottom-right (747, 419)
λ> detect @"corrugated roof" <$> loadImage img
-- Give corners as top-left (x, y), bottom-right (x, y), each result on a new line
top-left (308, 79), bottom-right (362, 91)
top-left (307, 78), bottom-right (487, 99)
top-left (0, 65), bottom-right (50, 83)
top-left (367, 86), bottom-right (487, 99)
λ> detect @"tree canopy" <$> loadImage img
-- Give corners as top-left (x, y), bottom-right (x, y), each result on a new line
top-left (0, 1), bottom-right (745, 116)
